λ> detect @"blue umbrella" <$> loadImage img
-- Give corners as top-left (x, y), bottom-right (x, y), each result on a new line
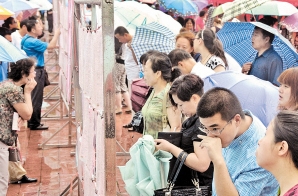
top-left (160, 0), bottom-right (198, 16)
top-left (0, 36), bottom-right (28, 62)
top-left (217, 22), bottom-right (298, 70)
top-left (131, 22), bottom-right (176, 64)
top-left (203, 71), bottom-right (279, 127)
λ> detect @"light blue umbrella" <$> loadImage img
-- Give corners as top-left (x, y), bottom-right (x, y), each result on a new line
top-left (131, 22), bottom-right (176, 64)
top-left (119, 135), bottom-right (172, 196)
top-left (203, 71), bottom-right (279, 127)
top-left (159, 0), bottom-right (198, 16)
top-left (0, 0), bottom-right (40, 19)
top-left (0, 36), bottom-right (28, 62)
top-left (217, 22), bottom-right (298, 70)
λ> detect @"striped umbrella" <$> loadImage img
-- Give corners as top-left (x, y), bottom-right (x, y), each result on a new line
top-left (221, 0), bottom-right (271, 22)
top-left (217, 22), bottom-right (298, 70)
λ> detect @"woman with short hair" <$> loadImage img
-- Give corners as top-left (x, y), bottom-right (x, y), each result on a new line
top-left (278, 67), bottom-right (298, 111)
top-left (0, 58), bottom-right (37, 194)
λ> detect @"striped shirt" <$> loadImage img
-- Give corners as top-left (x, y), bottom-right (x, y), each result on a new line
top-left (212, 110), bottom-right (278, 196)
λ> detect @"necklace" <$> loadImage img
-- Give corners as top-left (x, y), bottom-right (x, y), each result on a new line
top-left (200, 54), bottom-right (212, 65)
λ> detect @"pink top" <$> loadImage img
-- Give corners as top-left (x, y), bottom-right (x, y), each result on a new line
top-left (195, 16), bottom-right (205, 31)
top-left (284, 184), bottom-right (298, 196)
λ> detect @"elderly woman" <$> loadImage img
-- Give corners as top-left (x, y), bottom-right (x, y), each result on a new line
top-left (142, 51), bottom-right (181, 138)
top-left (256, 110), bottom-right (298, 196)
top-left (0, 58), bottom-right (36, 194)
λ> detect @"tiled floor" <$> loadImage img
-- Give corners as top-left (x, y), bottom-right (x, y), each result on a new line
top-left (7, 30), bottom-right (136, 196)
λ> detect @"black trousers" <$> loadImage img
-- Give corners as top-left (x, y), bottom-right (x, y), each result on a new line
top-left (28, 68), bottom-right (45, 128)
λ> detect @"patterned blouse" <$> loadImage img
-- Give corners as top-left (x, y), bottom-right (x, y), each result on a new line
top-left (0, 80), bottom-right (25, 146)
top-left (205, 55), bottom-right (226, 70)
top-left (142, 83), bottom-right (171, 139)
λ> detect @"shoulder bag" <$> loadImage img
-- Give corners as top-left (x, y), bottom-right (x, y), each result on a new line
top-left (154, 151), bottom-right (210, 196)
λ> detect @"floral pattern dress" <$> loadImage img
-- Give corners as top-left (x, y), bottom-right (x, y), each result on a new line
top-left (0, 80), bottom-right (25, 146)
top-left (205, 55), bottom-right (226, 70)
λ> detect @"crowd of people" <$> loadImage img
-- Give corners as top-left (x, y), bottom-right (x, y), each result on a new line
top-left (114, 2), bottom-right (298, 196)
top-left (0, 9), bottom-right (60, 195)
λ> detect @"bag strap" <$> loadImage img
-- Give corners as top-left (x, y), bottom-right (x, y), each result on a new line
top-left (21, 35), bottom-right (32, 50)
top-left (167, 151), bottom-right (188, 191)
top-left (162, 84), bottom-right (170, 129)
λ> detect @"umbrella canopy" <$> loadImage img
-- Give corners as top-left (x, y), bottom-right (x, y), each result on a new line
top-left (221, 0), bottom-right (270, 22)
top-left (28, 0), bottom-right (53, 11)
top-left (131, 22), bottom-right (176, 64)
top-left (212, 2), bottom-right (232, 17)
top-left (0, 0), bottom-right (40, 19)
top-left (280, 12), bottom-right (298, 32)
top-left (245, 1), bottom-right (298, 16)
top-left (114, 1), bottom-right (158, 35)
top-left (114, 1), bottom-right (181, 35)
top-left (119, 135), bottom-right (172, 196)
top-left (0, 36), bottom-right (28, 62)
top-left (203, 71), bottom-right (279, 127)
top-left (192, 0), bottom-right (208, 12)
top-left (139, 0), bottom-right (156, 4)
top-left (159, 0), bottom-right (198, 16)
top-left (217, 22), bottom-right (298, 70)
top-left (0, 5), bottom-right (14, 20)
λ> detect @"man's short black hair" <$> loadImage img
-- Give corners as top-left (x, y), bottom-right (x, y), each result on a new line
top-left (254, 26), bottom-right (275, 44)
top-left (20, 19), bottom-right (29, 28)
top-left (199, 10), bottom-right (206, 17)
top-left (25, 20), bottom-right (38, 32)
top-left (114, 26), bottom-right (129, 36)
top-left (168, 49), bottom-right (192, 67)
top-left (197, 87), bottom-right (245, 121)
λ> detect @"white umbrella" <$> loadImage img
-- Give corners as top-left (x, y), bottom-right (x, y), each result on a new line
top-left (245, 1), bottom-right (298, 16)
top-left (114, 1), bottom-right (181, 35)
top-left (29, 0), bottom-right (52, 11)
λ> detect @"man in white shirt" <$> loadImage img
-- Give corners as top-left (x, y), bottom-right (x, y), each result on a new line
top-left (168, 49), bottom-right (214, 79)
top-left (11, 19), bottom-right (28, 54)
top-left (114, 26), bottom-right (140, 94)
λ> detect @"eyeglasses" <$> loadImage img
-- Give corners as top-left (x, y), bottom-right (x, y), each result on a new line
top-left (198, 118), bottom-right (233, 136)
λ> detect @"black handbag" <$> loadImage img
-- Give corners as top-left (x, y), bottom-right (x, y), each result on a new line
top-left (154, 151), bottom-right (210, 196)
top-left (157, 132), bottom-right (182, 147)
top-left (44, 70), bottom-right (50, 87)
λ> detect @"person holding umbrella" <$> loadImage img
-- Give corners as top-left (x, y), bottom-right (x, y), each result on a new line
top-left (242, 25), bottom-right (283, 86)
